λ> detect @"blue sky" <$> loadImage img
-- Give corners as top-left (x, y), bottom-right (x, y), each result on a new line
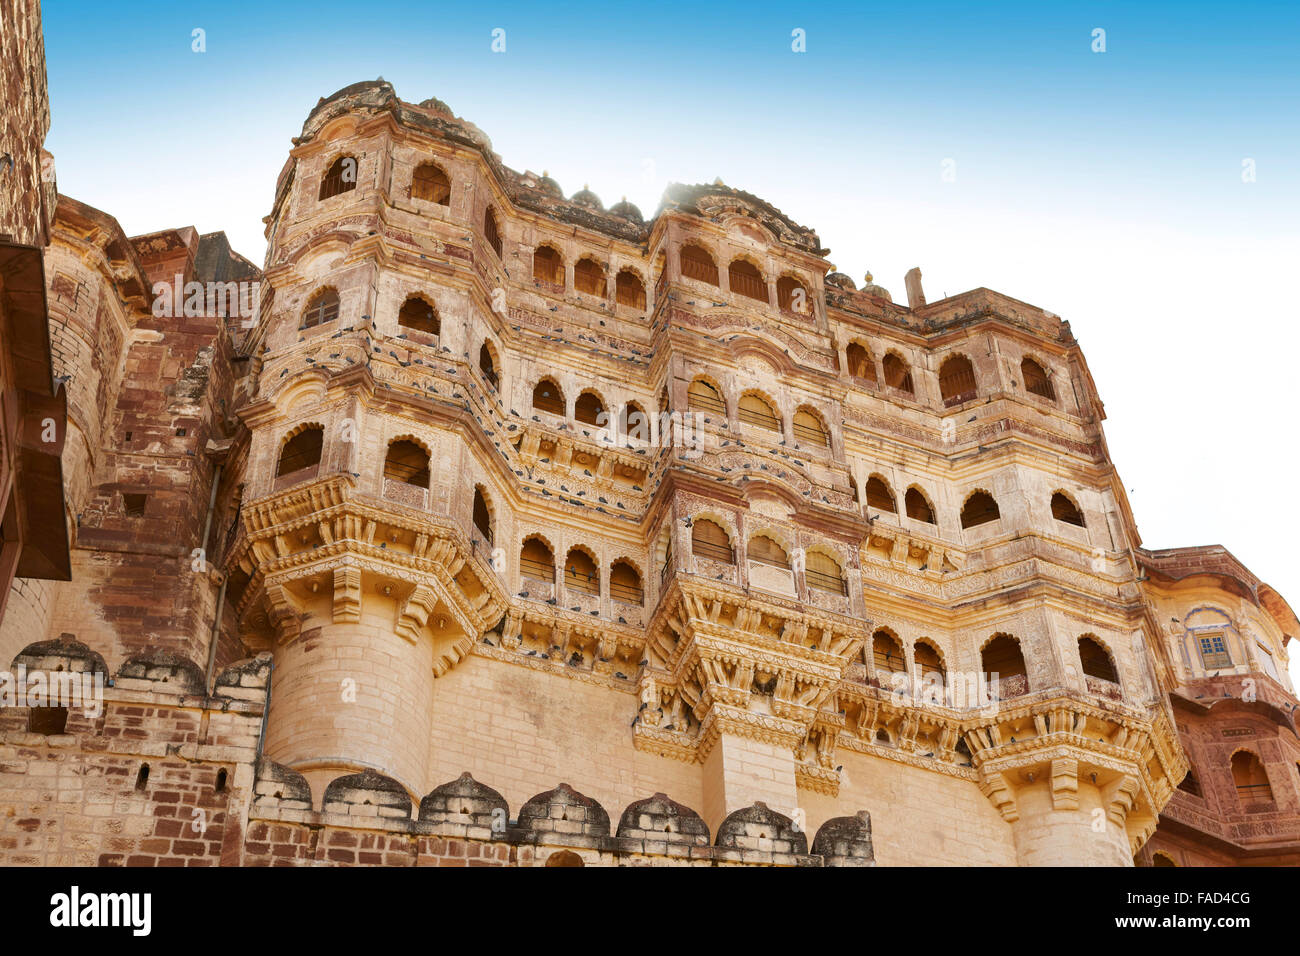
top-left (40, 1), bottom-right (1300, 677)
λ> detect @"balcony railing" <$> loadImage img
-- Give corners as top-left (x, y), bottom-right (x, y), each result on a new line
top-left (1085, 674), bottom-right (1123, 700)
top-left (747, 560), bottom-right (795, 598)
top-left (691, 541), bottom-right (733, 564)
top-left (988, 673), bottom-right (1029, 701)
top-left (272, 463), bottom-right (320, 492)
top-left (610, 579), bottom-right (644, 605)
top-left (382, 478), bottom-right (428, 510)
top-left (520, 558), bottom-right (555, 583)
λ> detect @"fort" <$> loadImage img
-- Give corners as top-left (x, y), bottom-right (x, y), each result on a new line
top-left (1, 1), bottom-right (1298, 868)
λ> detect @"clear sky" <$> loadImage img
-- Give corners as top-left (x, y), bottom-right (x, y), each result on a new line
top-left (39, 1), bottom-right (1300, 678)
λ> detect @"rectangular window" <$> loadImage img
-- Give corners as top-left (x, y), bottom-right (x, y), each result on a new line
top-left (1198, 633), bottom-right (1232, 669)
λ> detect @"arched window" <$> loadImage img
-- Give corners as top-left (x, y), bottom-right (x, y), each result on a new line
top-left (277, 426), bottom-right (323, 477)
top-left (1178, 769), bottom-right (1202, 797)
top-left (574, 257), bottom-right (605, 297)
top-left (1078, 636), bottom-right (1118, 683)
top-left (615, 269), bottom-right (646, 309)
top-left (687, 378), bottom-right (726, 416)
top-left (846, 343), bottom-right (876, 383)
top-left (620, 401), bottom-right (649, 441)
top-left (728, 259), bottom-right (767, 302)
top-left (520, 537), bottom-right (555, 582)
top-left (738, 393), bottom-right (780, 431)
top-left (574, 391), bottom-right (605, 426)
top-left (691, 519), bottom-right (733, 564)
top-left (872, 629), bottom-right (905, 675)
top-left (532, 379), bottom-right (565, 416)
top-left (1051, 492), bottom-right (1085, 527)
top-left (961, 491), bottom-right (1000, 529)
top-left (776, 276), bottom-right (807, 314)
top-left (383, 439), bottom-right (430, 488)
top-left (411, 162), bottom-right (451, 204)
top-left (533, 245), bottom-right (563, 286)
top-left (747, 534), bottom-right (790, 569)
top-left (302, 288), bottom-right (340, 329)
top-left (479, 342), bottom-right (499, 390)
top-left (472, 487), bottom-right (493, 545)
top-left (939, 354), bottom-right (977, 405)
top-left (680, 244), bottom-right (718, 286)
top-left (793, 407), bottom-right (828, 447)
top-left (484, 207), bottom-right (502, 258)
top-left (865, 476), bottom-right (896, 513)
top-left (1231, 751), bottom-right (1273, 805)
top-left (982, 634), bottom-right (1028, 699)
top-left (905, 487), bottom-right (935, 524)
top-left (610, 559), bottom-right (643, 605)
top-left (1022, 357), bottom-right (1055, 401)
top-left (914, 641), bottom-right (946, 684)
top-left (564, 548), bottom-right (599, 596)
top-left (1151, 852), bottom-right (1177, 867)
top-left (319, 156), bottom-right (357, 200)
top-left (397, 294), bottom-right (439, 335)
top-left (883, 353), bottom-right (914, 394)
top-left (805, 550), bottom-right (846, 595)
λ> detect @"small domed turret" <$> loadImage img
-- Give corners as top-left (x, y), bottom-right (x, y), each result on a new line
top-left (570, 184), bottom-right (603, 210)
top-left (535, 170), bottom-right (563, 197)
top-left (825, 272), bottom-right (856, 291)
top-left (609, 196), bottom-right (643, 223)
top-left (860, 271), bottom-right (892, 301)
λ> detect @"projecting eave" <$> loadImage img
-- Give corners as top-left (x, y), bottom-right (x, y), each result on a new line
top-left (1138, 545), bottom-right (1299, 637)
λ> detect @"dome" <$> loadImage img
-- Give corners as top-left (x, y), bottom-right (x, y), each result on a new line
top-left (825, 272), bottom-right (856, 290)
top-left (860, 271), bottom-right (892, 302)
top-left (416, 96), bottom-right (453, 116)
top-left (609, 196), bottom-right (643, 223)
top-left (570, 184), bottom-right (603, 210)
top-left (535, 170), bottom-right (563, 197)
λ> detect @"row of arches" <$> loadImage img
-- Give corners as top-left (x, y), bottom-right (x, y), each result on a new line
top-left (689, 519), bottom-right (847, 596)
top-left (868, 630), bottom-right (1118, 693)
top-left (296, 288), bottom-right (502, 391)
top-left (685, 378), bottom-right (829, 447)
top-left (852, 474), bottom-right (1003, 530)
top-left (846, 342), bottom-right (1058, 405)
top-left (531, 245), bottom-right (648, 309)
top-left (677, 244), bottom-right (810, 314)
top-left (319, 155), bottom-right (452, 206)
top-left (318, 157), bottom-right (811, 319)
top-left (855, 473), bottom-right (1087, 530)
top-left (520, 536), bottom-right (644, 605)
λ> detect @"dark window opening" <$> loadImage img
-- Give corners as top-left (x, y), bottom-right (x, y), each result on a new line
top-left (961, 491), bottom-right (1001, 529)
top-left (691, 519), bottom-right (733, 564)
top-left (398, 296), bottom-right (439, 335)
top-left (411, 163), bottom-right (451, 204)
top-left (302, 288), bottom-right (340, 329)
top-left (384, 440), bottom-right (430, 488)
top-left (319, 156), bottom-right (357, 201)
top-left (277, 427), bottom-right (324, 477)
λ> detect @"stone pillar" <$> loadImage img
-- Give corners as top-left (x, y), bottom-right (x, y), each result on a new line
top-left (701, 729), bottom-right (800, 835)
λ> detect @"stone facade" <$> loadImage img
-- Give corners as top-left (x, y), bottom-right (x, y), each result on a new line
top-left (1, 17), bottom-right (1297, 867)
